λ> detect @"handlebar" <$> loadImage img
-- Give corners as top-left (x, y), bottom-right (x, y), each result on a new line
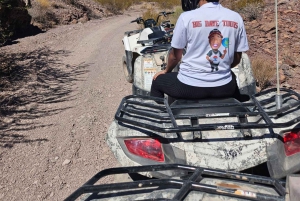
top-left (156, 11), bottom-right (174, 23)
top-left (130, 11), bottom-right (174, 26)
top-left (130, 17), bottom-right (143, 24)
top-left (152, 34), bottom-right (173, 44)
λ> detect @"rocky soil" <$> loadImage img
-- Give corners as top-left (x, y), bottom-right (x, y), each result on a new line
top-left (0, 8), bottom-right (141, 201)
top-left (0, 1), bottom-right (299, 201)
top-left (243, 0), bottom-right (300, 90)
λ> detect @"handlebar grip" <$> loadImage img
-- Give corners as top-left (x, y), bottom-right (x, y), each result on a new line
top-left (166, 12), bottom-right (175, 15)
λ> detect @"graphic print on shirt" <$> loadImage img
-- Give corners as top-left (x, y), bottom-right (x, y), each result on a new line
top-left (206, 29), bottom-right (229, 72)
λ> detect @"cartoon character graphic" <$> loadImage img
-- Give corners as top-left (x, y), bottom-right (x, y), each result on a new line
top-left (206, 29), bottom-right (228, 72)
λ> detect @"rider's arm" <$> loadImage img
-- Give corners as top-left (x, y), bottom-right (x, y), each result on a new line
top-left (231, 52), bottom-right (242, 68)
top-left (165, 48), bottom-right (183, 73)
top-left (152, 48), bottom-right (183, 80)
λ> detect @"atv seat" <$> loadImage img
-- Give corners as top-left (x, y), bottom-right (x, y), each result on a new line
top-left (148, 30), bottom-right (166, 39)
top-left (170, 98), bottom-right (249, 116)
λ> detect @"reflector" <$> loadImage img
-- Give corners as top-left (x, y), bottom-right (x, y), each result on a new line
top-left (283, 130), bottom-right (300, 156)
top-left (124, 138), bottom-right (165, 162)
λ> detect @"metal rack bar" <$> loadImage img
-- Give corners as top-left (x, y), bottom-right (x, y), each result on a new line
top-left (64, 164), bottom-right (286, 201)
top-left (114, 88), bottom-right (300, 134)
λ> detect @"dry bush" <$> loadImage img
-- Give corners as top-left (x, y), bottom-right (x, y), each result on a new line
top-left (95, 0), bottom-right (137, 14)
top-left (28, 0), bottom-right (58, 29)
top-left (169, 6), bottom-right (183, 25)
top-left (239, 2), bottom-right (264, 21)
top-left (251, 56), bottom-right (276, 90)
top-left (229, 0), bottom-right (264, 11)
top-left (152, 0), bottom-right (180, 9)
top-left (139, 8), bottom-right (160, 29)
top-left (96, 0), bottom-right (180, 15)
top-left (139, 4), bottom-right (182, 29)
top-left (37, 0), bottom-right (50, 8)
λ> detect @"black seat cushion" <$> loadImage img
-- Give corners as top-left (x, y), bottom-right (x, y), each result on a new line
top-left (170, 98), bottom-right (249, 116)
top-left (148, 30), bottom-right (166, 39)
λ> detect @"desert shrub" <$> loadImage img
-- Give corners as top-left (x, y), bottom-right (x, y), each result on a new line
top-left (152, 0), bottom-right (180, 9)
top-left (0, 0), bottom-right (31, 45)
top-left (139, 8), bottom-right (161, 29)
top-left (28, 0), bottom-right (58, 29)
top-left (169, 6), bottom-right (183, 25)
top-left (95, 0), bottom-right (137, 14)
top-left (229, 0), bottom-right (264, 11)
top-left (251, 56), bottom-right (275, 90)
top-left (37, 0), bottom-right (50, 7)
top-left (96, 0), bottom-right (180, 15)
top-left (139, 4), bottom-right (182, 29)
top-left (239, 2), bottom-right (264, 21)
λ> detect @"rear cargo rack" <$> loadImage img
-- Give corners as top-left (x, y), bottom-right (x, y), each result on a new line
top-left (114, 88), bottom-right (300, 139)
top-left (64, 164), bottom-right (286, 201)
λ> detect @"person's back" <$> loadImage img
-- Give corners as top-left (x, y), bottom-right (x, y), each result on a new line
top-left (174, 3), bottom-right (248, 87)
top-left (150, 0), bottom-right (249, 100)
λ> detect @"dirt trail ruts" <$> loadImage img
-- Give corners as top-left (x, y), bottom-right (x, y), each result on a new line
top-left (0, 11), bottom-right (142, 201)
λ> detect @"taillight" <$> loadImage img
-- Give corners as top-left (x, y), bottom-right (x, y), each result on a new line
top-left (283, 130), bottom-right (300, 156)
top-left (124, 138), bottom-right (165, 162)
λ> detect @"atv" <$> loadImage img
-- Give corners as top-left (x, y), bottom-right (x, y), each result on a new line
top-left (122, 11), bottom-right (176, 95)
top-left (109, 0), bottom-right (300, 181)
top-left (65, 164), bottom-right (300, 201)
top-left (106, 84), bottom-right (300, 177)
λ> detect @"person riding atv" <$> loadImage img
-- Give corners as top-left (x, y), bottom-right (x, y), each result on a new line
top-left (150, 0), bottom-right (249, 102)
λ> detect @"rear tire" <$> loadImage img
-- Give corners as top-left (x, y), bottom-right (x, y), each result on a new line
top-left (123, 56), bottom-right (133, 83)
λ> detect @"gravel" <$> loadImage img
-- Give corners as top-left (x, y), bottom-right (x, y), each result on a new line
top-left (0, 10), bottom-right (141, 201)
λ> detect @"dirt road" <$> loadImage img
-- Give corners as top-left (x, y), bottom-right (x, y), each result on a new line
top-left (0, 11), bottom-right (141, 201)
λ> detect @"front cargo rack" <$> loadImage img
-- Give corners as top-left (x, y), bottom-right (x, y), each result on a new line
top-left (64, 164), bottom-right (286, 201)
top-left (114, 88), bottom-right (300, 139)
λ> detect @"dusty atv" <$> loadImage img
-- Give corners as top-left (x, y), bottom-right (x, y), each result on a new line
top-left (122, 11), bottom-right (175, 95)
top-left (106, 76), bottom-right (300, 176)
top-left (65, 164), bottom-right (300, 201)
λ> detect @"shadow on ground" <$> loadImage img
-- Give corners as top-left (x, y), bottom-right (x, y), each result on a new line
top-left (0, 47), bottom-right (89, 148)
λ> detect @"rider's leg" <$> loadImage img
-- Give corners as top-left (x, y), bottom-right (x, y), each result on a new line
top-left (207, 76), bottom-right (237, 99)
top-left (150, 72), bottom-right (209, 99)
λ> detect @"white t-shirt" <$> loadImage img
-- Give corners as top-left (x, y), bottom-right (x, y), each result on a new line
top-left (171, 2), bottom-right (249, 87)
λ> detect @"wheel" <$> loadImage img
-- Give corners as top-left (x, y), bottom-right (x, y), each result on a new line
top-left (123, 56), bottom-right (133, 83)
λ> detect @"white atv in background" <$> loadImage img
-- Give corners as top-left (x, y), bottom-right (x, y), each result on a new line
top-left (122, 11), bottom-right (175, 95)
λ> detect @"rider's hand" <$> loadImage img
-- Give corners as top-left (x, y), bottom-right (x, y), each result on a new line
top-left (223, 49), bottom-right (227, 55)
top-left (153, 70), bottom-right (167, 80)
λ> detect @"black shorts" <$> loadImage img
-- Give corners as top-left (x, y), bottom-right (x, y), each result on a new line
top-left (150, 72), bottom-right (240, 100)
